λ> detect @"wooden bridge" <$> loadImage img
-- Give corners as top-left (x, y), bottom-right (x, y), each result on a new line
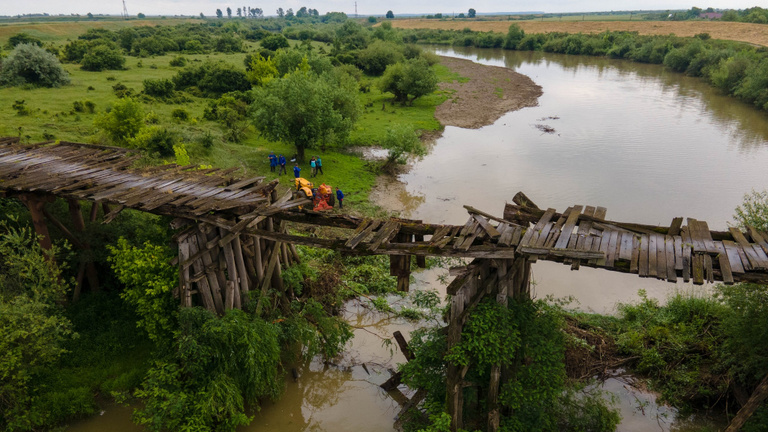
top-left (2, 138), bottom-right (766, 431)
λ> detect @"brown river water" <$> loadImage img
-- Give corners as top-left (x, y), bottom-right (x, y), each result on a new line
top-left (70, 47), bottom-right (768, 431)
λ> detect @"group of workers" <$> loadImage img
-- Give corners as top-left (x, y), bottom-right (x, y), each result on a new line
top-left (269, 152), bottom-right (344, 209)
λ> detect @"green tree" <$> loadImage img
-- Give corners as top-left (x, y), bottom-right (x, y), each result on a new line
top-left (378, 57), bottom-right (438, 105)
top-left (227, 7), bottom-right (232, 18)
top-left (80, 45), bottom-right (125, 71)
top-left (137, 12), bottom-right (146, 18)
top-left (468, 8), bottom-right (477, 18)
top-left (6, 33), bottom-right (43, 49)
top-left (247, 54), bottom-right (277, 85)
top-left (251, 71), bottom-right (360, 161)
top-left (94, 97), bottom-right (144, 143)
top-left (381, 125), bottom-right (426, 173)
top-left (0, 43), bottom-right (70, 87)
top-left (357, 40), bottom-right (404, 75)
top-left (260, 33), bottom-right (290, 51)
top-left (216, 8), bottom-right (223, 18)
top-left (386, 10), bottom-right (394, 19)
top-left (0, 221), bottom-right (74, 431)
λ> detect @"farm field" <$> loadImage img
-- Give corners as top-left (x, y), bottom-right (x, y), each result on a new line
top-left (390, 19), bottom-right (768, 47)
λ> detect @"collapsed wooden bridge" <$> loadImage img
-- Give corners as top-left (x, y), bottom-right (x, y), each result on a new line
top-left (2, 138), bottom-right (767, 431)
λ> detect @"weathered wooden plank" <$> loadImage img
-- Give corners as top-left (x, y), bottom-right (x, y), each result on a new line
top-left (692, 254), bottom-right (704, 285)
top-left (687, 218), bottom-right (705, 253)
top-left (593, 206), bottom-right (607, 220)
top-left (630, 235), bottom-right (640, 274)
top-left (722, 240), bottom-right (746, 274)
top-left (429, 225), bottom-right (453, 246)
top-left (750, 244), bottom-right (768, 270)
top-left (704, 254), bottom-right (714, 283)
top-left (665, 235), bottom-right (676, 282)
top-left (346, 220), bottom-right (383, 249)
top-left (682, 236), bottom-right (692, 283)
top-left (434, 226), bottom-right (461, 249)
top-left (554, 205), bottom-right (583, 249)
top-left (646, 233), bottom-right (657, 277)
top-left (715, 243), bottom-right (734, 284)
top-left (619, 232), bottom-right (633, 261)
top-left (510, 226), bottom-right (523, 246)
top-left (747, 226), bottom-right (768, 255)
top-left (515, 246), bottom-right (603, 260)
top-left (534, 222), bottom-right (554, 247)
top-left (674, 236), bottom-right (683, 271)
top-left (697, 220), bottom-right (717, 254)
top-left (520, 208), bottom-right (556, 247)
top-left (368, 221), bottom-right (402, 251)
top-left (473, 214), bottom-right (501, 240)
top-left (605, 230), bottom-right (620, 267)
top-left (656, 234), bottom-right (668, 281)
top-left (668, 217), bottom-right (683, 236)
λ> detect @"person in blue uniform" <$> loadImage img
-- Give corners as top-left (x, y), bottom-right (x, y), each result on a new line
top-left (278, 154), bottom-right (287, 175)
top-left (293, 163), bottom-right (301, 178)
top-left (336, 187), bottom-right (344, 209)
top-left (268, 152), bottom-right (277, 172)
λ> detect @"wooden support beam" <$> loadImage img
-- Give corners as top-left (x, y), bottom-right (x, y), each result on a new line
top-left (20, 194), bottom-right (53, 252)
top-left (724, 374), bottom-right (768, 432)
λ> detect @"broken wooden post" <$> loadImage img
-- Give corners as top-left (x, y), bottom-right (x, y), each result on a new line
top-left (725, 374), bottom-right (768, 432)
top-left (67, 198), bottom-right (99, 294)
top-left (20, 194), bottom-right (54, 252)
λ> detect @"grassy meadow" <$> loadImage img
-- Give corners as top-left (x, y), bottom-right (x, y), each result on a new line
top-left (0, 21), bottom-right (453, 213)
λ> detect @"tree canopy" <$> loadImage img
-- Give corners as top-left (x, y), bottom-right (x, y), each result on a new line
top-left (0, 44), bottom-right (70, 88)
top-left (251, 70), bottom-right (360, 161)
top-left (378, 57), bottom-right (438, 104)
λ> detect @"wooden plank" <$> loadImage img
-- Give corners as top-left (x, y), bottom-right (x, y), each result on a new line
top-left (429, 225), bottom-right (453, 246)
top-left (453, 220), bottom-right (480, 249)
top-left (722, 240), bottom-right (746, 274)
top-left (750, 245), bottom-right (768, 270)
top-left (593, 206), bottom-right (607, 220)
top-left (434, 226), bottom-right (461, 249)
top-left (747, 226), bottom-right (768, 255)
top-left (605, 230), bottom-right (619, 267)
top-left (520, 208), bottom-right (556, 247)
top-left (554, 205), bottom-right (583, 249)
top-left (368, 221), bottom-right (401, 251)
top-left (697, 220), bottom-right (717, 254)
top-left (472, 214), bottom-right (501, 240)
top-left (687, 218), bottom-right (705, 253)
top-left (682, 237), bottom-right (692, 283)
top-left (674, 236), bottom-right (683, 271)
top-left (346, 220), bottom-right (382, 249)
top-left (668, 217), bottom-right (683, 236)
top-left (534, 222), bottom-right (554, 247)
top-left (704, 254), bottom-right (714, 283)
top-left (647, 233), bottom-right (658, 277)
top-left (619, 232), bottom-right (633, 261)
top-left (510, 226), bottom-right (523, 246)
top-left (715, 242), bottom-right (734, 284)
top-left (656, 234), bottom-right (667, 281)
top-left (665, 235), bottom-right (676, 282)
top-left (630, 235), bottom-right (640, 274)
top-left (692, 254), bottom-right (704, 285)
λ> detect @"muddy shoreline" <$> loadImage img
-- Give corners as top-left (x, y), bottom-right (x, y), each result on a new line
top-left (435, 55), bottom-right (542, 129)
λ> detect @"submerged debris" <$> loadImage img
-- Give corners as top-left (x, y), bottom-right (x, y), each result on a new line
top-left (537, 115), bottom-right (560, 121)
top-left (534, 124), bottom-right (557, 134)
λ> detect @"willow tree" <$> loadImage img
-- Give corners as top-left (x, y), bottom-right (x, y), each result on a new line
top-left (251, 70), bottom-right (360, 161)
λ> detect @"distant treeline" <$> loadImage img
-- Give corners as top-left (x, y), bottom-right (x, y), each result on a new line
top-left (396, 25), bottom-right (768, 112)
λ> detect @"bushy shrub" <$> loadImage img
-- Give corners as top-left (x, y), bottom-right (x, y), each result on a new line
top-left (356, 40), bottom-right (404, 76)
top-left (130, 126), bottom-right (177, 156)
top-left (94, 97), bottom-right (144, 143)
top-left (260, 33), bottom-right (290, 51)
top-left (169, 56), bottom-right (187, 67)
top-left (171, 108), bottom-right (189, 121)
top-left (0, 43), bottom-right (70, 87)
top-left (173, 61), bottom-right (250, 97)
top-left (379, 57), bottom-right (438, 104)
top-left (81, 45), bottom-right (125, 71)
top-left (214, 34), bottom-right (243, 53)
top-left (142, 77), bottom-right (175, 98)
top-left (6, 33), bottom-right (43, 49)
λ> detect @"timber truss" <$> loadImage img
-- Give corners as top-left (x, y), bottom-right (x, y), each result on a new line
top-left (2, 138), bottom-right (767, 431)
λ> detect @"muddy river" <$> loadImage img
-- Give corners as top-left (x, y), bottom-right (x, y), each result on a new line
top-left (70, 47), bottom-right (768, 431)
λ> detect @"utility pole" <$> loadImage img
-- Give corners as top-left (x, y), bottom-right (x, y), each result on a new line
top-left (122, 0), bottom-right (129, 19)
top-left (355, 1), bottom-right (357, 17)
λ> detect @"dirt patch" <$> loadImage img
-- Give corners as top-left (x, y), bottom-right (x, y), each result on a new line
top-left (392, 20), bottom-right (768, 47)
top-left (435, 56), bottom-right (542, 129)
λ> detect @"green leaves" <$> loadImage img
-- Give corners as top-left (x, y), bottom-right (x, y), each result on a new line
top-left (108, 238), bottom-right (178, 344)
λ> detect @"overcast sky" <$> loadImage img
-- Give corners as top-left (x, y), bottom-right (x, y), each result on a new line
top-left (3, 1), bottom-right (762, 17)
